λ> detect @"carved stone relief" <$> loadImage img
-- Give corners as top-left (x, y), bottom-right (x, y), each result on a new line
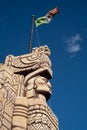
top-left (0, 45), bottom-right (58, 130)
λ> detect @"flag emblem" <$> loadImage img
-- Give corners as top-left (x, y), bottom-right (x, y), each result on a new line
top-left (35, 7), bottom-right (59, 27)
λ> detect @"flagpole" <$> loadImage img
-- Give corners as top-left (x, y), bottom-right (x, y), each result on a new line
top-left (29, 15), bottom-right (35, 53)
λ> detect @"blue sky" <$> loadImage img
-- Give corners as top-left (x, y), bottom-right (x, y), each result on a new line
top-left (0, 0), bottom-right (87, 130)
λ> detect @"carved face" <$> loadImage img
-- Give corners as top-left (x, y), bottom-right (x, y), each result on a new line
top-left (34, 76), bottom-right (52, 100)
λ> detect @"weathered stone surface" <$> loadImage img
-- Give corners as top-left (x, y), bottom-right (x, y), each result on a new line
top-left (0, 45), bottom-right (59, 130)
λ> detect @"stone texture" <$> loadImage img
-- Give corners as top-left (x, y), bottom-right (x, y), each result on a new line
top-left (0, 45), bottom-right (59, 130)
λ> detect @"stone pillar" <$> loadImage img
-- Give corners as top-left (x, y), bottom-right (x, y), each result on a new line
top-left (12, 97), bottom-right (28, 130)
top-left (24, 75), bottom-right (58, 130)
top-left (0, 45), bottom-right (59, 130)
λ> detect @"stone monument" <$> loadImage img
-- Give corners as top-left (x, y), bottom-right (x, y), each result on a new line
top-left (0, 45), bottom-right (59, 130)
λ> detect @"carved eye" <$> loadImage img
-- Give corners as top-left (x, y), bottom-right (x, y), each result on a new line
top-left (38, 47), bottom-right (43, 52)
top-left (42, 77), bottom-right (48, 83)
top-left (35, 76), bottom-right (48, 84)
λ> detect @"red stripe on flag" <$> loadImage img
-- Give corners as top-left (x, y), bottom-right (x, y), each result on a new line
top-left (49, 7), bottom-right (59, 16)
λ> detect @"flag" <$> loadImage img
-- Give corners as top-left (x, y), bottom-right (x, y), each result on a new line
top-left (49, 7), bottom-right (59, 16)
top-left (35, 7), bottom-right (59, 27)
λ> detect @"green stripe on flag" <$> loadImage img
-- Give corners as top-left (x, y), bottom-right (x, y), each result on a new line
top-left (35, 17), bottom-right (47, 27)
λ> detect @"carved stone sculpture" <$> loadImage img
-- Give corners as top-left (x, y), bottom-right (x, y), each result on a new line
top-left (0, 45), bottom-right (59, 130)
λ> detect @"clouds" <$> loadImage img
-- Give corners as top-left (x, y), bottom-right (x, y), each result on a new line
top-left (65, 34), bottom-right (82, 57)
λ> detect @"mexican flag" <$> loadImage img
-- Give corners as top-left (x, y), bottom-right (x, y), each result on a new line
top-left (35, 7), bottom-right (59, 27)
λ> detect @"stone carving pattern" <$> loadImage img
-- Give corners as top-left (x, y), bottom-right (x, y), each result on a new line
top-left (0, 67), bottom-right (24, 130)
top-left (28, 104), bottom-right (58, 130)
top-left (24, 74), bottom-right (58, 130)
top-left (5, 46), bottom-right (52, 77)
top-left (0, 45), bottom-right (58, 130)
